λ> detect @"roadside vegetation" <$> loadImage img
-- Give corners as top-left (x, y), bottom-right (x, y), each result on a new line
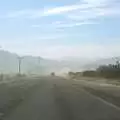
top-left (68, 63), bottom-right (120, 79)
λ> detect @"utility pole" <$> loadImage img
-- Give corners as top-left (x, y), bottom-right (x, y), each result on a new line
top-left (112, 57), bottom-right (120, 69)
top-left (37, 57), bottom-right (41, 75)
top-left (18, 56), bottom-right (24, 74)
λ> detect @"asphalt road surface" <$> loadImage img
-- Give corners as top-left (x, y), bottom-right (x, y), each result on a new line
top-left (2, 76), bottom-right (120, 120)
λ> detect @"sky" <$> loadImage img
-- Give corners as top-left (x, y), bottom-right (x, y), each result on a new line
top-left (0, 0), bottom-right (120, 59)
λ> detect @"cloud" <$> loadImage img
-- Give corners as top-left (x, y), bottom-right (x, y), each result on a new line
top-left (83, 0), bottom-right (109, 5)
top-left (56, 21), bottom-right (98, 28)
top-left (4, 0), bottom-right (120, 18)
top-left (67, 0), bottom-right (120, 21)
top-left (43, 4), bottom-right (92, 16)
top-left (4, 3), bottom-right (92, 18)
top-left (43, 0), bottom-right (120, 17)
top-left (32, 19), bottom-right (98, 29)
top-left (2, 0), bottom-right (106, 18)
top-left (2, 0), bottom-right (120, 29)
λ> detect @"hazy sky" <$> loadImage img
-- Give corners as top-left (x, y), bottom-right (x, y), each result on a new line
top-left (0, 0), bottom-right (120, 59)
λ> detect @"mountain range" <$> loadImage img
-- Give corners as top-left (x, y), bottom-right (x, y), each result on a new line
top-left (0, 50), bottom-right (118, 74)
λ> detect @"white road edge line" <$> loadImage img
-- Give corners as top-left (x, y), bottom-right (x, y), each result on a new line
top-left (77, 87), bottom-right (120, 111)
top-left (74, 79), bottom-right (120, 88)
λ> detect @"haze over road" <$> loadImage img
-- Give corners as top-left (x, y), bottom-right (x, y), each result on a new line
top-left (2, 76), bottom-right (120, 120)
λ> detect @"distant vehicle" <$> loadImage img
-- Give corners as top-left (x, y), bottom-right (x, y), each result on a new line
top-left (51, 72), bottom-right (55, 76)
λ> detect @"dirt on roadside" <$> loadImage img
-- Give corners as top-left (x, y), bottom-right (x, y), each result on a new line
top-left (82, 86), bottom-right (120, 108)
top-left (0, 77), bottom-right (41, 119)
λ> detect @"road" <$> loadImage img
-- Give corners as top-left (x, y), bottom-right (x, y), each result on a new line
top-left (2, 76), bottom-right (120, 120)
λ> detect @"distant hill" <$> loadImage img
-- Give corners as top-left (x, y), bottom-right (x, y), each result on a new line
top-left (0, 50), bottom-right (83, 74)
top-left (0, 50), bottom-right (45, 74)
top-left (0, 50), bottom-right (92, 74)
top-left (0, 50), bottom-right (117, 74)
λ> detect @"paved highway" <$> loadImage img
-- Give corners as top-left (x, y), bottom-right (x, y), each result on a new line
top-left (2, 76), bottom-right (120, 120)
